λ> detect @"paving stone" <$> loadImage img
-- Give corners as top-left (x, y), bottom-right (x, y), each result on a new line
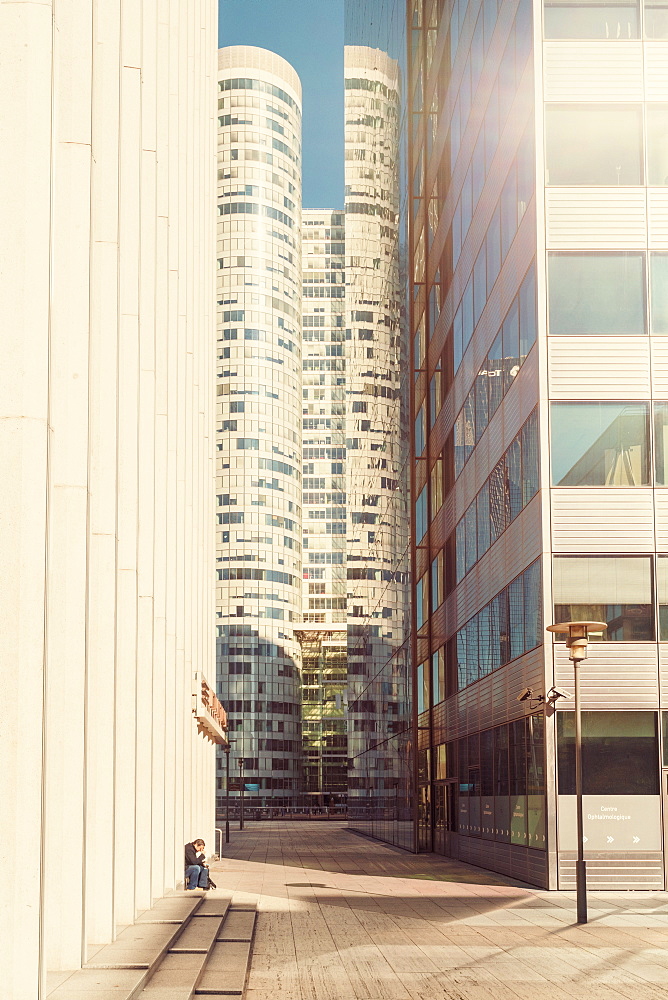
top-left (217, 909), bottom-right (256, 941)
top-left (207, 820), bottom-right (668, 1000)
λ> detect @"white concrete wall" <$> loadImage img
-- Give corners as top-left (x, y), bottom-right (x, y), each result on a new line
top-left (0, 0), bottom-right (218, 994)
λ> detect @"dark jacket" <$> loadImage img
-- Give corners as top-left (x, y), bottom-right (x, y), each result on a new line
top-left (185, 842), bottom-right (205, 867)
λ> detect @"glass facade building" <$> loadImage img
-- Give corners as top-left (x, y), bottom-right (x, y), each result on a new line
top-left (410, 0), bottom-right (668, 888)
top-left (299, 210), bottom-right (349, 804)
top-left (216, 47), bottom-right (303, 807)
top-left (344, 2), bottom-right (413, 848)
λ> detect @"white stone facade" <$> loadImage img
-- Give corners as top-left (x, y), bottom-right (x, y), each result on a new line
top-left (0, 0), bottom-right (218, 994)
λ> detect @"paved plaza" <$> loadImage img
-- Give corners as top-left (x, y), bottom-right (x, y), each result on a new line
top-left (210, 820), bottom-right (668, 1000)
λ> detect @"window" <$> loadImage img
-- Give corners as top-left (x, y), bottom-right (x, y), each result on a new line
top-left (415, 403), bottom-right (426, 455)
top-left (557, 712), bottom-right (658, 794)
top-left (519, 266), bottom-right (536, 360)
top-left (486, 207), bottom-right (501, 292)
top-left (654, 403), bottom-right (668, 484)
top-left (545, 105), bottom-right (643, 185)
top-left (651, 253), bottom-right (668, 334)
top-left (550, 402), bottom-right (650, 486)
top-left (645, 0), bottom-right (668, 37)
top-left (432, 648), bottom-right (446, 706)
top-left (416, 576), bottom-right (429, 631)
top-left (431, 552), bottom-right (443, 611)
top-left (430, 458), bottom-right (443, 518)
top-left (657, 556), bottom-right (668, 638)
top-left (455, 560), bottom-right (542, 690)
top-left (452, 717), bottom-right (545, 849)
top-left (416, 662), bottom-right (427, 714)
top-left (429, 371), bottom-right (441, 426)
top-left (416, 486), bottom-right (428, 542)
top-left (543, 0), bottom-right (639, 38)
top-left (647, 106), bottom-right (668, 185)
top-left (553, 555), bottom-right (654, 641)
top-left (548, 253), bottom-right (646, 336)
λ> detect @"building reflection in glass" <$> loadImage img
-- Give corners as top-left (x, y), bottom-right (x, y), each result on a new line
top-left (344, 0), bottom-right (413, 849)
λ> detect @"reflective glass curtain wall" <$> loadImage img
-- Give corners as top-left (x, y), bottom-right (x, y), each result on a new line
top-left (216, 48), bottom-right (304, 809)
top-left (410, 0), bottom-right (547, 884)
top-left (300, 212), bottom-right (348, 805)
top-left (344, 0), bottom-right (413, 850)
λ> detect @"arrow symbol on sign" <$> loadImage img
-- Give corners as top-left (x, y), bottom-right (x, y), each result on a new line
top-left (606, 836), bottom-right (614, 844)
top-left (633, 836), bottom-right (640, 844)
top-left (582, 836), bottom-right (588, 844)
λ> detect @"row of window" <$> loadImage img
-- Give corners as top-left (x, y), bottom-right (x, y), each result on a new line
top-left (447, 0), bottom-right (532, 182)
top-left (218, 201), bottom-right (294, 229)
top-left (219, 77), bottom-right (301, 116)
top-left (544, 0), bottom-right (668, 40)
top-left (454, 410), bottom-right (539, 584)
top-left (417, 559), bottom-right (543, 696)
top-left (218, 114), bottom-right (299, 149)
top-left (551, 401), bottom-right (668, 486)
top-left (423, 714), bottom-right (545, 848)
top-left (452, 267), bottom-right (536, 478)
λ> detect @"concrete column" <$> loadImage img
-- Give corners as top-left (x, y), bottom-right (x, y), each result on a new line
top-left (83, 0), bottom-right (122, 949)
top-left (0, 4), bottom-right (53, 996)
top-left (1, 0), bottom-right (218, 987)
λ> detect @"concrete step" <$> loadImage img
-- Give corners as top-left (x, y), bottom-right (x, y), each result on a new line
top-left (216, 909), bottom-right (255, 942)
top-left (193, 938), bottom-right (253, 996)
top-left (47, 895), bottom-right (256, 1000)
top-left (138, 901), bottom-right (256, 999)
top-left (169, 915), bottom-right (225, 953)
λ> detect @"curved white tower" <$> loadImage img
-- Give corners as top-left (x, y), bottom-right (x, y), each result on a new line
top-left (216, 47), bottom-right (303, 805)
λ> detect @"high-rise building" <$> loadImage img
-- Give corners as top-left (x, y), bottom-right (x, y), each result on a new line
top-left (410, 0), bottom-right (668, 889)
top-left (342, 26), bottom-right (413, 845)
top-left (298, 209), bottom-right (348, 804)
top-left (1, 0), bottom-right (220, 992)
top-left (301, 209), bottom-right (348, 625)
top-left (215, 47), bottom-right (303, 808)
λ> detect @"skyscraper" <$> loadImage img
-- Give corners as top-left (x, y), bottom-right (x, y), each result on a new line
top-left (298, 209), bottom-right (348, 804)
top-left (343, 32), bottom-right (412, 845)
top-left (215, 47), bottom-right (303, 808)
top-left (410, 0), bottom-right (668, 889)
top-left (1, 0), bottom-right (219, 990)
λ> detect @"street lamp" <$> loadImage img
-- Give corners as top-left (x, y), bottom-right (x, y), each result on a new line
top-left (546, 619), bottom-right (607, 925)
top-left (223, 738), bottom-right (237, 844)
top-left (237, 756), bottom-right (245, 831)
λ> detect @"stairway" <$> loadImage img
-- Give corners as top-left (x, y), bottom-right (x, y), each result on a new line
top-left (47, 893), bottom-right (256, 999)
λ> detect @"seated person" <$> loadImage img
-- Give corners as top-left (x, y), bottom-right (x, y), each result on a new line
top-left (184, 839), bottom-right (209, 890)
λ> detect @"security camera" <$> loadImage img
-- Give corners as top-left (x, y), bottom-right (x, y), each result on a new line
top-left (516, 687), bottom-right (533, 702)
top-left (547, 686), bottom-right (571, 701)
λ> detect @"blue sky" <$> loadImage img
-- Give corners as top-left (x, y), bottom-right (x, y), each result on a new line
top-left (219, 0), bottom-right (344, 209)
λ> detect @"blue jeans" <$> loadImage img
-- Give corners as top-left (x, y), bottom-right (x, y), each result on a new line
top-left (185, 864), bottom-right (209, 889)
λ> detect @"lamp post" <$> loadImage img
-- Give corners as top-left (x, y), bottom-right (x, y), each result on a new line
top-left (223, 738), bottom-right (237, 844)
top-left (237, 756), bottom-right (245, 831)
top-left (546, 620), bottom-right (607, 924)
